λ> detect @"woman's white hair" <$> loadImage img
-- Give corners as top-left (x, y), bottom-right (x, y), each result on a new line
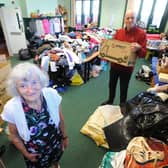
top-left (7, 62), bottom-right (49, 97)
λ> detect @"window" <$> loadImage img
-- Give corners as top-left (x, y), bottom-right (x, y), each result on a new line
top-left (75, 0), bottom-right (101, 26)
top-left (134, 0), bottom-right (141, 15)
top-left (152, 0), bottom-right (167, 28)
top-left (76, 1), bottom-right (82, 24)
top-left (140, 0), bottom-right (154, 27)
top-left (133, 0), bottom-right (168, 32)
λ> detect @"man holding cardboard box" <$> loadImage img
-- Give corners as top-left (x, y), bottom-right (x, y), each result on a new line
top-left (101, 9), bottom-right (147, 105)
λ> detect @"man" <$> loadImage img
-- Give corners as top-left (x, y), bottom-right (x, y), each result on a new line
top-left (101, 9), bottom-right (147, 105)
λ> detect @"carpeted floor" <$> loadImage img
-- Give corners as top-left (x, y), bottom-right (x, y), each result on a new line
top-left (0, 56), bottom-right (150, 168)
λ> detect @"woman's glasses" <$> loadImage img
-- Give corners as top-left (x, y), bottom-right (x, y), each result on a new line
top-left (17, 80), bottom-right (41, 90)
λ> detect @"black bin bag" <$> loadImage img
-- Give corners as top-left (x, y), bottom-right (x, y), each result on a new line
top-left (18, 48), bottom-right (31, 60)
top-left (104, 91), bottom-right (168, 151)
top-left (103, 115), bottom-right (139, 151)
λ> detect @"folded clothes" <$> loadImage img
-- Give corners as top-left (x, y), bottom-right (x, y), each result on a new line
top-left (159, 73), bottom-right (168, 83)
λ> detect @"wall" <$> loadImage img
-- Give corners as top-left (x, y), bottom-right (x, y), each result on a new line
top-left (18, 0), bottom-right (27, 17)
top-left (1, 0), bottom-right (60, 17)
top-left (26, 0), bottom-right (58, 17)
top-left (57, 0), bottom-right (65, 6)
top-left (1, 0), bottom-right (167, 32)
top-left (0, 0), bottom-right (18, 7)
top-left (126, 0), bottom-right (134, 11)
top-left (57, 0), bottom-right (127, 29)
top-left (0, 0), bottom-right (27, 17)
top-left (0, 0), bottom-right (127, 29)
top-left (100, 0), bottom-right (126, 29)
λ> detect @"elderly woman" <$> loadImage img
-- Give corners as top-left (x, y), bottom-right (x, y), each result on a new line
top-left (1, 62), bottom-right (68, 168)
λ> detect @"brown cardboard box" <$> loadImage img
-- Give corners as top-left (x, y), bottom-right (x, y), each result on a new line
top-left (157, 63), bottom-right (168, 74)
top-left (0, 60), bottom-right (12, 125)
top-left (158, 73), bottom-right (168, 83)
top-left (0, 61), bottom-right (11, 82)
top-left (99, 39), bottom-right (136, 67)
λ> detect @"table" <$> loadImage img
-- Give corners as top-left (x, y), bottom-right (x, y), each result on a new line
top-left (146, 39), bottom-right (168, 59)
top-left (83, 51), bottom-right (99, 82)
top-left (151, 57), bottom-right (168, 86)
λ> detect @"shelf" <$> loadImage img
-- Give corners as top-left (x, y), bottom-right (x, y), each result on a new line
top-left (23, 16), bottom-right (62, 20)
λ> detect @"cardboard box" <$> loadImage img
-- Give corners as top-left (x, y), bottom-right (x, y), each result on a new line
top-left (0, 60), bottom-right (12, 125)
top-left (0, 61), bottom-right (11, 82)
top-left (99, 39), bottom-right (136, 67)
top-left (157, 63), bottom-right (168, 74)
top-left (159, 73), bottom-right (168, 83)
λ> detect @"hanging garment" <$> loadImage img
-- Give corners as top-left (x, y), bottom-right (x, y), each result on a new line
top-left (49, 19), bottom-right (55, 35)
top-left (42, 19), bottom-right (50, 34)
top-left (35, 20), bottom-right (45, 36)
top-left (53, 17), bottom-right (61, 33)
top-left (29, 20), bottom-right (37, 33)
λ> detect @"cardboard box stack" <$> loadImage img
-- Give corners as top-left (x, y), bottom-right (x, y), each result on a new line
top-left (0, 56), bottom-right (11, 125)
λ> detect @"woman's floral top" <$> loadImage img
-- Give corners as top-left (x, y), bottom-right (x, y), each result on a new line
top-left (21, 96), bottom-right (63, 168)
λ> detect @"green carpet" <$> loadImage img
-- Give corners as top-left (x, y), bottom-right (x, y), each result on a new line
top-left (0, 56), bottom-right (150, 168)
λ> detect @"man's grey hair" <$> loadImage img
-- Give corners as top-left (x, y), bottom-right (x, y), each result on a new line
top-left (7, 62), bottom-right (49, 97)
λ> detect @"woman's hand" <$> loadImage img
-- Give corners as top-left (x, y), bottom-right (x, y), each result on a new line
top-left (63, 137), bottom-right (69, 149)
top-left (8, 123), bottom-right (41, 162)
top-left (59, 107), bottom-right (68, 150)
top-left (25, 152), bottom-right (41, 162)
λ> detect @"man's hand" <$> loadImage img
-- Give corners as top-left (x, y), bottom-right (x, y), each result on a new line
top-left (131, 42), bottom-right (141, 52)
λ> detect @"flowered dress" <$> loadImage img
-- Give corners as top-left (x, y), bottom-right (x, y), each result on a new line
top-left (21, 96), bottom-right (63, 168)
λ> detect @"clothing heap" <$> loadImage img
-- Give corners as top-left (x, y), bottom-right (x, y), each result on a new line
top-left (135, 65), bottom-right (153, 84)
top-left (80, 91), bottom-right (168, 167)
top-left (29, 28), bottom-right (114, 92)
top-left (99, 136), bottom-right (168, 168)
top-left (103, 91), bottom-right (168, 167)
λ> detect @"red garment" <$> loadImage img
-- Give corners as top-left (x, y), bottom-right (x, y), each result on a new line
top-left (111, 26), bottom-right (147, 72)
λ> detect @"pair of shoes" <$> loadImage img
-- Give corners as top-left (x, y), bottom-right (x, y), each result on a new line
top-left (100, 100), bottom-right (113, 105)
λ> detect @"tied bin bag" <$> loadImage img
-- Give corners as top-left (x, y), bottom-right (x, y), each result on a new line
top-left (18, 48), bottom-right (32, 60)
top-left (125, 91), bottom-right (168, 144)
top-left (103, 91), bottom-right (168, 152)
